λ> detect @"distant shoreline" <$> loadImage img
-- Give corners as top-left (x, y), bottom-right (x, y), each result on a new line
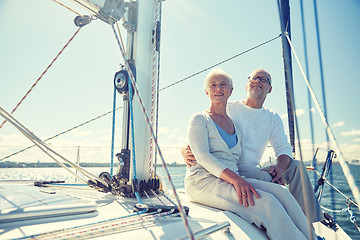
top-left (1, 160), bottom-right (358, 169)
top-left (0, 161), bottom-right (186, 168)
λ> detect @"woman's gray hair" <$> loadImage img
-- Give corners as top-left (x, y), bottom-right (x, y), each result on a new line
top-left (204, 68), bottom-right (233, 90)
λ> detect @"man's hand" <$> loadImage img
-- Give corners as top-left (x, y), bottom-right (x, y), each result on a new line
top-left (261, 155), bottom-right (291, 185)
top-left (181, 145), bottom-right (197, 167)
top-left (262, 165), bottom-right (286, 185)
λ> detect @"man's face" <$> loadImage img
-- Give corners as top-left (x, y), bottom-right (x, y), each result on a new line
top-left (246, 70), bottom-right (272, 100)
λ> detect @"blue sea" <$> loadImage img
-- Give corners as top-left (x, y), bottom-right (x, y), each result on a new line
top-left (1, 164), bottom-right (359, 239)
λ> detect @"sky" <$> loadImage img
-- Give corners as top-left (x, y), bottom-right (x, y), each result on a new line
top-left (0, 0), bottom-right (359, 167)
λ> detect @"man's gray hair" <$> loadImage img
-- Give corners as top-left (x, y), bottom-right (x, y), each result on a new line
top-left (248, 68), bottom-right (272, 85)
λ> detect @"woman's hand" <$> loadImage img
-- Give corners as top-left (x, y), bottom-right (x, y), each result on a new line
top-left (220, 168), bottom-right (261, 207)
top-left (181, 145), bottom-right (197, 167)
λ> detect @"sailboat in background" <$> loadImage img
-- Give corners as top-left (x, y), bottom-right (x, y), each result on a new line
top-left (0, 0), bottom-right (359, 239)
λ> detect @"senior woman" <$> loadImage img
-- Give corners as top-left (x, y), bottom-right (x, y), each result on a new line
top-left (184, 68), bottom-right (317, 240)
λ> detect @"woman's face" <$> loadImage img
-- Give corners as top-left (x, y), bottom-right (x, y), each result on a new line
top-left (205, 75), bottom-right (233, 104)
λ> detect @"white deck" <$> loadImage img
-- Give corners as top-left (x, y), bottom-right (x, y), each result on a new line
top-left (0, 181), bottom-right (351, 239)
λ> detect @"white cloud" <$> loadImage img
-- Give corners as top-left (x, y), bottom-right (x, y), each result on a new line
top-left (71, 130), bottom-right (92, 137)
top-left (341, 129), bottom-right (360, 136)
top-left (295, 109), bottom-right (305, 117)
top-left (332, 121), bottom-right (345, 128)
top-left (259, 137), bottom-right (360, 165)
top-left (159, 126), bottom-right (171, 135)
top-left (172, 128), bottom-right (180, 134)
top-left (280, 109), bottom-right (306, 119)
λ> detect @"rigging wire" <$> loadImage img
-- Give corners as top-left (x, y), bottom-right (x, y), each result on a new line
top-left (313, 170), bottom-right (359, 209)
top-left (1, 35), bottom-right (281, 162)
top-left (110, 22), bottom-right (126, 175)
top-left (277, 2), bottom-right (313, 238)
top-left (159, 34), bottom-right (281, 92)
top-left (299, 0), bottom-right (315, 158)
top-left (312, 0), bottom-right (329, 149)
top-left (286, 34), bottom-right (360, 212)
top-left (311, 0), bottom-right (337, 221)
top-left (0, 107), bottom-right (122, 162)
top-left (115, 21), bottom-right (126, 52)
top-left (0, 27), bottom-right (82, 130)
top-left (0, 106), bottom-right (106, 186)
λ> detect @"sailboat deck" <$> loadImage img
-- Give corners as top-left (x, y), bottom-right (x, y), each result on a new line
top-left (0, 181), bottom-right (352, 239)
top-left (0, 181), bottom-right (268, 239)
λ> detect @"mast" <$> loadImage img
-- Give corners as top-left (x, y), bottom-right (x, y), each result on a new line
top-left (114, 0), bottom-right (159, 190)
top-left (278, 0), bottom-right (295, 156)
top-left (130, 0), bottom-right (158, 182)
top-left (70, 0), bottom-right (159, 195)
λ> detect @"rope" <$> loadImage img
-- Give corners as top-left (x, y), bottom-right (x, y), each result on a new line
top-left (18, 209), bottom-right (175, 240)
top-left (0, 27), bottom-right (82, 130)
top-left (277, 2), bottom-right (313, 238)
top-left (110, 88), bottom-right (117, 176)
top-left (286, 34), bottom-right (360, 212)
top-left (321, 206), bottom-right (343, 214)
top-left (0, 105), bottom-right (109, 188)
top-left (125, 54), bottom-right (142, 205)
top-left (154, 2), bottom-right (163, 179)
top-left (150, 189), bottom-right (167, 206)
top-left (321, 202), bottom-right (360, 232)
top-left (0, 107), bottom-right (122, 162)
top-left (110, 23), bottom-right (194, 239)
top-left (312, 0), bottom-right (329, 150)
top-left (159, 34), bottom-right (281, 91)
top-left (115, 22), bottom-right (126, 51)
top-left (51, 0), bottom-right (81, 16)
top-left (147, 3), bottom-right (160, 179)
top-left (0, 106), bottom-right (88, 184)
